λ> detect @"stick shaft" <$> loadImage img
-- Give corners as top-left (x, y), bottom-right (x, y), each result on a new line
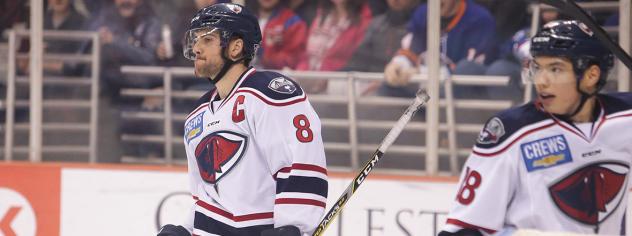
top-left (312, 90), bottom-right (430, 236)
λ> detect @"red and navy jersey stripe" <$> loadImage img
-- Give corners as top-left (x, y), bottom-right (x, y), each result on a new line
top-left (193, 211), bottom-right (273, 236)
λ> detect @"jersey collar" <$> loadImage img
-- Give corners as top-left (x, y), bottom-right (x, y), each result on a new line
top-left (545, 98), bottom-right (606, 143)
top-left (208, 67), bottom-right (256, 113)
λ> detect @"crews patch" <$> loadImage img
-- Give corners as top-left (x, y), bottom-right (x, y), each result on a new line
top-left (194, 131), bottom-right (248, 184)
top-left (477, 117), bottom-right (505, 144)
top-left (268, 77), bottom-right (296, 94)
top-left (185, 111), bottom-right (204, 144)
top-left (549, 162), bottom-right (629, 225)
top-left (521, 135), bottom-right (572, 172)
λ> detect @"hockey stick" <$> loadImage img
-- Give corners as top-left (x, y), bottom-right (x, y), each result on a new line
top-left (535, 0), bottom-right (632, 70)
top-left (312, 90), bottom-right (430, 236)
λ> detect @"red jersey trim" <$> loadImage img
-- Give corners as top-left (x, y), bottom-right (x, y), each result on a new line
top-left (445, 218), bottom-right (496, 234)
top-left (235, 88), bottom-right (307, 107)
top-left (196, 199), bottom-right (274, 222)
top-left (277, 163), bottom-right (328, 175)
top-left (607, 113), bottom-right (632, 120)
top-left (275, 198), bottom-right (326, 208)
top-left (472, 123), bottom-right (556, 157)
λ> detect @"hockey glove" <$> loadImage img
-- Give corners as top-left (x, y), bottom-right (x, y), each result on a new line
top-left (260, 225), bottom-right (301, 236)
top-left (157, 224), bottom-right (191, 236)
top-left (437, 228), bottom-right (483, 236)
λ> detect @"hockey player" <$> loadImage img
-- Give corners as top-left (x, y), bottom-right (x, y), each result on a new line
top-left (440, 20), bottom-right (632, 235)
top-left (157, 3), bottom-right (327, 236)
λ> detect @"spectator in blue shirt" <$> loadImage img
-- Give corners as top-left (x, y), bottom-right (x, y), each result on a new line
top-left (382, 0), bottom-right (496, 98)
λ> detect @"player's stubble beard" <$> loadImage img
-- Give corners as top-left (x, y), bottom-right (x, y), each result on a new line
top-left (195, 57), bottom-right (224, 81)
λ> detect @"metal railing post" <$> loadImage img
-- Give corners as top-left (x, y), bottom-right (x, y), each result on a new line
top-left (524, 4), bottom-right (541, 104)
top-left (164, 69), bottom-right (174, 164)
top-left (347, 72), bottom-right (359, 169)
top-left (89, 34), bottom-right (100, 163)
top-left (444, 76), bottom-right (458, 175)
top-left (619, 0), bottom-right (631, 92)
top-left (4, 31), bottom-right (17, 161)
top-left (425, 0), bottom-right (441, 175)
top-left (29, 0), bottom-right (44, 162)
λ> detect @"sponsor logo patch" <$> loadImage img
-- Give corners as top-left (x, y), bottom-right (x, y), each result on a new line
top-left (477, 117), bottom-right (505, 144)
top-left (185, 112), bottom-right (204, 144)
top-left (268, 77), bottom-right (296, 94)
top-left (521, 135), bottom-right (572, 172)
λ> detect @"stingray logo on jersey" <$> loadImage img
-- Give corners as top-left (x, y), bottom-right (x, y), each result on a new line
top-left (521, 135), bottom-right (572, 172)
top-left (185, 112), bottom-right (205, 144)
top-left (194, 131), bottom-right (248, 184)
top-left (477, 117), bottom-right (505, 144)
top-left (268, 77), bottom-right (296, 94)
top-left (549, 162), bottom-right (629, 225)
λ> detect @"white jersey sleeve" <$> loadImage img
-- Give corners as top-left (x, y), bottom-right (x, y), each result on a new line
top-left (251, 91), bottom-right (328, 235)
top-left (443, 117), bottom-right (520, 235)
top-left (443, 148), bottom-right (519, 234)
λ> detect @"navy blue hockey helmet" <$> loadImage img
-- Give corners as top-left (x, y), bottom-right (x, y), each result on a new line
top-left (530, 20), bottom-right (614, 88)
top-left (183, 3), bottom-right (262, 62)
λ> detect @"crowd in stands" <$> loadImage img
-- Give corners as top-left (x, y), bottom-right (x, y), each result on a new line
top-left (0, 0), bottom-right (624, 161)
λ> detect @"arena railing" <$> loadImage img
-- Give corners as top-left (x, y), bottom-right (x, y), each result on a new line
top-left (2, 30), bottom-right (100, 162)
top-left (120, 66), bottom-right (510, 175)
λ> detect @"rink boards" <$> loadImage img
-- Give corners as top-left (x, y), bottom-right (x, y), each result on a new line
top-left (0, 162), bottom-right (628, 236)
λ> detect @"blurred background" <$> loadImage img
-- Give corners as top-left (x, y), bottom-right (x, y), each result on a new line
top-left (1, 0), bottom-right (629, 175)
top-left (0, 0), bottom-right (630, 235)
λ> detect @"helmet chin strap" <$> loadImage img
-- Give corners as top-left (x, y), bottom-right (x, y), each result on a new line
top-left (207, 47), bottom-right (245, 85)
top-left (560, 74), bottom-right (597, 119)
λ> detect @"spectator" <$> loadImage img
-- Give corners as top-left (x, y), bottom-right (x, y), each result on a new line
top-left (86, 0), bottom-right (162, 162)
top-left (0, 0), bottom-right (28, 41)
top-left (251, 0), bottom-right (308, 70)
top-left (15, 0), bottom-right (89, 76)
top-left (43, 0), bottom-right (89, 76)
top-left (382, 0), bottom-right (496, 98)
top-left (88, 0), bottom-right (161, 96)
top-left (296, 0), bottom-right (372, 93)
top-left (345, 0), bottom-right (420, 72)
top-left (287, 0), bottom-right (318, 26)
top-left (485, 28), bottom-right (531, 104)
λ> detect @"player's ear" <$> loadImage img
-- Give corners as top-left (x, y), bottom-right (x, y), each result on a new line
top-left (580, 64), bottom-right (601, 92)
top-left (228, 38), bottom-right (244, 60)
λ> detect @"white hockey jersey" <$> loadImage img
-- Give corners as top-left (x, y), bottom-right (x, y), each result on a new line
top-left (443, 93), bottom-right (632, 235)
top-left (182, 67), bottom-right (328, 236)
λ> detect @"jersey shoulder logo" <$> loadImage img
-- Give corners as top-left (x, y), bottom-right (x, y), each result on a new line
top-left (477, 117), bottom-right (505, 144)
top-left (521, 135), bottom-right (572, 172)
top-left (185, 111), bottom-right (205, 144)
top-left (549, 162), bottom-right (629, 225)
top-left (194, 131), bottom-right (248, 184)
top-left (268, 77), bottom-right (296, 94)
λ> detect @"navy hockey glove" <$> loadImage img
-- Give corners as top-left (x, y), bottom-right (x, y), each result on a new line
top-left (438, 228), bottom-right (483, 236)
top-left (260, 225), bottom-right (301, 236)
top-left (157, 224), bottom-right (191, 236)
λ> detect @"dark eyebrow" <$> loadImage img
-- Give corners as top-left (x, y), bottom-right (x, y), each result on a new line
top-left (546, 61), bottom-right (566, 67)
